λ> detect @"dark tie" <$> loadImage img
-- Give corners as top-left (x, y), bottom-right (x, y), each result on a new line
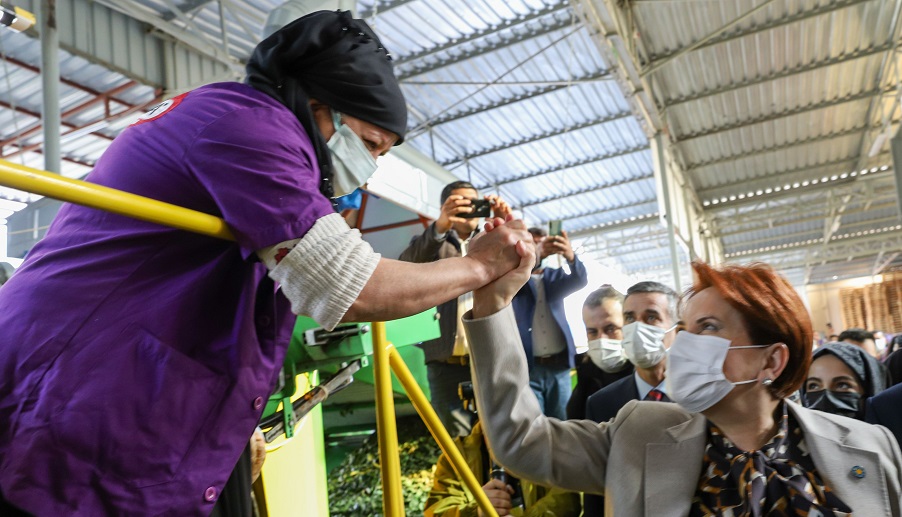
top-left (644, 388), bottom-right (669, 402)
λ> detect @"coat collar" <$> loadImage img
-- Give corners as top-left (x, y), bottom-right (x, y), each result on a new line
top-left (640, 401), bottom-right (889, 516)
top-left (788, 401), bottom-right (889, 515)
top-left (643, 411), bottom-right (707, 516)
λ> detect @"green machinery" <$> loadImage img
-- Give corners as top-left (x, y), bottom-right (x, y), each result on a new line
top-left (260, 309), bottom-right (440, 441)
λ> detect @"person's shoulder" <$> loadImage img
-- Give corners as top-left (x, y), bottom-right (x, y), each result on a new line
top-left (792, 402), bottom-right (895, 448)
top-left (613, 399), bottom-right (695, 432)
top-left (595, 374), bottom-right (634, 396)
top-left (189, 82), bottom-right (286, 110)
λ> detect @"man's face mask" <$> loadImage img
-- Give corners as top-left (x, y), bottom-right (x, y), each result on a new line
top-left (803, 390), bottom-right (862, 420)
top-left (587, 338), bottom-right (628, 373)
top-left (621, 321), bottom-right (674, 369)
top-left (326, 110), bottom-right (378, 198)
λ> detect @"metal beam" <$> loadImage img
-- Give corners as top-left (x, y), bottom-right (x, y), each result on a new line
top-left (480, 144), bottom-right (649, 188)
top-left (645, 0), bottom-right (874, 63)
top-left (552, 199), bottom-right (658, 226)
top-left (686, 126), bottom-right (872, 171)
top-left (675, 88), bottom-right (889, 144)
top-left (439, 110), bottom-right (633, 166)
top-left (424, 70), bottom-right (611, 127)
top-left (699, 156), bottom-right (892, 204)
top-left (395, 4), bottom-right (569, 65)
top-left (519, 173), bottom-right (653, 208)
top-left (665, 43), bottom-right (892, 107)
top-left (161, 0), bottom-right (214, 21)
top-left (726, 226), bottom-right (902, 263)
top-left (0, 81), bottom-right (139, 150)
top-left (4, 97), bottom-right (161, 160)
top-left (358, 0), bottom-right (418, 19)
top-left (716, 200), bottom-right (897, 236)
top-left (397, 10), bottom-right (575, 81)
top-left (570, 214), bottom-right (661, 238)
top-left (726, 215), bottom-right (902, 250)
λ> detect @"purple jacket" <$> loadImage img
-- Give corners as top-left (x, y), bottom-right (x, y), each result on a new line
top-left (0, 83), bottom-right (335, 515)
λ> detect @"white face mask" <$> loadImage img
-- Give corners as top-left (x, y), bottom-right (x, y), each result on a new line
top-left (665, 332), bottom-right (770, 413)
top-left (621, 321), bottom-right (673, 369)
top-left (326, 110), bottom-right (379, 198)
top-left (587, 338), bottom-right (628, 373)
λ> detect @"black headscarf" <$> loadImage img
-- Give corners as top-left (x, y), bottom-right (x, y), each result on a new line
top-left (808, 342), bottom-right (889, 398)
top-left (245, 10), bottom-right (407, 199)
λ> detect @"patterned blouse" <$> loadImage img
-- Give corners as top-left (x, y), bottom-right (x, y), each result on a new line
top-left (689, 403), bottom-right (852, 516)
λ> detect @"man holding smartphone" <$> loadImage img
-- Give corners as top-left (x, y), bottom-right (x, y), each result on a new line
top-left (509, 226), bottom-right (588, 420)
top-left (398, 180), bottom-right (512, 436)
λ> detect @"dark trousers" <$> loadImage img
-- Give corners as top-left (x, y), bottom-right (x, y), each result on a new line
top-left (209, 443), bottom-right (253, 517)
top-left (426, 361), bottom-right (474, 437)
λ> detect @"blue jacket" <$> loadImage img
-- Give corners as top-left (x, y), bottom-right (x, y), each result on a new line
top-left (511, 257), bottom-right (588, 369)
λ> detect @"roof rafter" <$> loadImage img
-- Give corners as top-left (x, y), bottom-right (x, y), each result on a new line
top-left (665, 43), bottom-right (892, 107)
top-left (394, 3), bottom-right (570, 65)
top-left (480, 144), bottom-right (649, 188)
top-left (397, 10), bottom-right (576, 81)
top-left (422, 70), bottom-right (611, 128)
top-left (685, 126), bottom-right (873, 171)
top-left (644, 0), bottom-right (874, 63)
top-left (675, 87), bottom-right (890, 144)
top-left (520, 173), bottom-right (652, 209)
top-left (440, 110), bottom-right (633, 165)
top-left (702, 161), bottom-right (892, 209)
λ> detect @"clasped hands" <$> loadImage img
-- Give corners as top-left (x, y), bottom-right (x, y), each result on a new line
top-left (464, 215), bottom-right (537, 320)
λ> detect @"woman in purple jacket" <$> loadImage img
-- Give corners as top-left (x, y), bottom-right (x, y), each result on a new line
top-left (0, 11), bottom-right (525, 516)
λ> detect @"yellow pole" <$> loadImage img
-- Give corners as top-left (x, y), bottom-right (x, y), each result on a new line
top-left (388, 352), bottom-right (499, 517)
top-left (0, 159), bottom-right (235, 241)
top-left (371, 321), bottom-right (405, 516)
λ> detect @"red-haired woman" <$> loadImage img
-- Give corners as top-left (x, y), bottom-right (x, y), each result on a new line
top-left (464, 226), bottom-right (901, 516)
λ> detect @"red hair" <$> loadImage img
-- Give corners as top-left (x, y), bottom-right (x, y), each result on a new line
top-left (686, 261), bottom-right (812, 398)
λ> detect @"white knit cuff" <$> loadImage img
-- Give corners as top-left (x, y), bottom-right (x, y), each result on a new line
top-left (266, 213), bottom-right (381, 330)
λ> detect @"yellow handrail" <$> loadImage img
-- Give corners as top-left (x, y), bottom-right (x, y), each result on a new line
top-left (371, 321), bottom-right (405, 515)
top-left (0, 159), bottom-right (234, 241)
top-left (1, 158), bottom-right (498, 516)
top-left (388, 350), bottom-right (499, 517)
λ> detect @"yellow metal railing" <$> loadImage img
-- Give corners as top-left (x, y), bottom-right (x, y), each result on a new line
top-left (0, 160), bottom-right (234, 240)
top-left (0, 159), bottom-right (498, 517)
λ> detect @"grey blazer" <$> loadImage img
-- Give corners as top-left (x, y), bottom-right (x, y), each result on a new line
top-left (464, 306), bottom-right (902, 517)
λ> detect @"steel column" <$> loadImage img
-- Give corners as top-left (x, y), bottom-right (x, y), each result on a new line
top-left (40, 0), bottom-right (61, 173)
top-left (653, 133), bottom-right (682, 291)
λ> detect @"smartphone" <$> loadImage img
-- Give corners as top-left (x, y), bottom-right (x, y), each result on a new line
top-left (460, 198), bottom-right (491, 219)
top-left (547, 219), bottom-right (563, 236)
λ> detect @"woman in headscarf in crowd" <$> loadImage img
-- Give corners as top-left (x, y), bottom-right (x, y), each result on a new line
top-left (460, 230), bottom-right (902, 517)
top-left (884, 335), bottom-right (902, 385)
top-left (802, 341), bottom-right (889, 420)
top-left (0, 11), bottom-right (526, 516)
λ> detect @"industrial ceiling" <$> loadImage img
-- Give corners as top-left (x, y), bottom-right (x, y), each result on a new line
top-left (0, 0), bottom-right (900, 289)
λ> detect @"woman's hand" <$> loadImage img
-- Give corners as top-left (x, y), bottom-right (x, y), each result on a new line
top-left (472, 217), bottom-right (536, 318)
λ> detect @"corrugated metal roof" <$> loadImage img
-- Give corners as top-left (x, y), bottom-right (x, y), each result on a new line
top-left (2, 0), bottom-right (900, 285)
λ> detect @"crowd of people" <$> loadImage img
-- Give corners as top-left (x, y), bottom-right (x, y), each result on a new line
top-left (0, 8), bottom-right (900, 517)
top-left (412, 181), bottom-right (902, 516)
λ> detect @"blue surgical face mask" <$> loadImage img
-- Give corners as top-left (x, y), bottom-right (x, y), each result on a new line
top-left (326, 110), bottom-right (379, 198)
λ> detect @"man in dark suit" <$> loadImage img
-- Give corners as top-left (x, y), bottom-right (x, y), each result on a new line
top-left (866, 382), bottom-right (902, 448)
top-left (566, 285), bottom-right (634, 420)
top-left (398, 180), bottom-right (511, 437)
top-left (510, 227), bottom-right (588, 420)
top-left (582, 281), bottom-right (678, 516)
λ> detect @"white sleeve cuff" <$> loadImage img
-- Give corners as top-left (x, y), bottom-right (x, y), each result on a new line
top-left (266, 213), bottom-right (381, 330)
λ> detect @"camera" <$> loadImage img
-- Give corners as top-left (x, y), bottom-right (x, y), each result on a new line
top-left (460, 198), bottom-right (492, 219)
top-left (490, 464), bottom-right (525, 509)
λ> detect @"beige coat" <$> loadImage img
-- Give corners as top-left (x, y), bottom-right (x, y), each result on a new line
top-left (464, 306), bottom-right (902, 517)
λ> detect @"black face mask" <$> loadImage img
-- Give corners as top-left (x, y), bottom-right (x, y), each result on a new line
top-left (804, 390), bottom-right (862, 419)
